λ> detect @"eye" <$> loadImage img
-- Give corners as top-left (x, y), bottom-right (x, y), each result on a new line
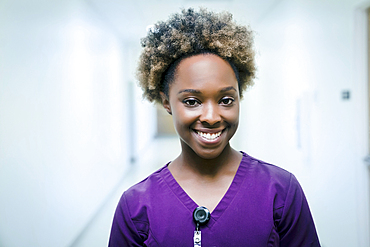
top-left (183, 99), bottom-right (200, 107)
top-left (220, 97), bottom-right (234, 105)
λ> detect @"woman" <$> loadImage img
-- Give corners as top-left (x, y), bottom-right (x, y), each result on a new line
top-left (109, 8), bottom-right (320, 247)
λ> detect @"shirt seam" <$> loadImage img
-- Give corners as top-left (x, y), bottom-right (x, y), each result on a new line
top-left (279, 173), bottom-right (293, 224)
top-left (123, 193), bottom-right (147, 242)
top-left (207, 153), bottom-right (249, 225)
top-left (159, 168), bottom-right (194, 213)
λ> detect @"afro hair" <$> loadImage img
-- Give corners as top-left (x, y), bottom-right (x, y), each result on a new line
top-left (137, 8), bottom-right (256, 104)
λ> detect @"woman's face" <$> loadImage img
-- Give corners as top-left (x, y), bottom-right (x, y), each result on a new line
top-left (162, 54), bottom-right (240, 160)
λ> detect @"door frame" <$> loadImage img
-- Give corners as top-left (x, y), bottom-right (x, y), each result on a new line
top-left (353, 3), bottom-right (370, 246)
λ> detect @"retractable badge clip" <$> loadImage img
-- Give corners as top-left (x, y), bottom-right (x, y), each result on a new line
top-left (193, 206), bottom-right (210, 247)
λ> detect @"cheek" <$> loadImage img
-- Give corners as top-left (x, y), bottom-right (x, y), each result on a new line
top-left (173, 112), bottom-right (198, 127)
top-left (171, 105), bottom-right (199, 128)
top-left (224, 106), bottom-right (240, 125)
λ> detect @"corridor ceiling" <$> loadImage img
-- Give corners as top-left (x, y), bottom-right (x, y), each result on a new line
top-left (86, 0), bottom-right (280, 40)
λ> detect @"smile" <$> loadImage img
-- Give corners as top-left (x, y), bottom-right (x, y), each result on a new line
top-left (196, 130), bottom-right (222, 141)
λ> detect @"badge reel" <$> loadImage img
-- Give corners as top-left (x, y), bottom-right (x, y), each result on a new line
top-left (193, 206), bottom-right (211, 247)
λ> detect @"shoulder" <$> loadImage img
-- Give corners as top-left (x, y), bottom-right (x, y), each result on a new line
top-left (241, 152), bottom-right (294, 187)
top-left (112, 165), bottom-right (170, 242)
top-left (240, 152), bottom-right (303, 210)
top-left (241, 152), bottom-right (321, 245)
top-left (123, 164), bottom-right (169, 204)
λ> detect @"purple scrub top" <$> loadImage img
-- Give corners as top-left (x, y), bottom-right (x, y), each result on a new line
top-left (109, 152), bottom-right (320, 246)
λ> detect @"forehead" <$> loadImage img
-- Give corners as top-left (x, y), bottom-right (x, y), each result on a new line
top-left (171, 54), bottom-right (238, 93)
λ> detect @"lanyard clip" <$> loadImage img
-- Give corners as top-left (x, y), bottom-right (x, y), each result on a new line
top-left (192, 206), bottom-right (210, 247)
top-left (193, 230), bottom-right (201, 247)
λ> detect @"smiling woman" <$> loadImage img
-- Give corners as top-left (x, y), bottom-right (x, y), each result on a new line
top-left (162, 54), bottom-right (240, 162)
top-left (109, 8), bottom-right (320, 247)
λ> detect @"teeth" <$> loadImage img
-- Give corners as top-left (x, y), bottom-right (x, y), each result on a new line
top-left (196, 131), bottom-right (222, 140)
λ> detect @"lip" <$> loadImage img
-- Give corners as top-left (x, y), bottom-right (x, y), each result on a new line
top-left (194, 128), bottom-right (224, 134)
top-left (192, 128), bottom-right (225, 144)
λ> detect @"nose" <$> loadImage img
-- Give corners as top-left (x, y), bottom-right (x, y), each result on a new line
top-left (199, 102), bottom-right (221, 126)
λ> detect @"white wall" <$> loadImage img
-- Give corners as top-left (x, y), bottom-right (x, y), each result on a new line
top-left (0, 1), bottom-right (133, 246)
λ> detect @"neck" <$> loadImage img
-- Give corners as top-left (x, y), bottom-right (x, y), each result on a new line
top-left (176, 143), bottom-right (240, 177)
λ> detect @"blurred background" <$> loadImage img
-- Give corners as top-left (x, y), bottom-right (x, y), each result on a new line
top-left (0, 0), bottom-right (369, 246)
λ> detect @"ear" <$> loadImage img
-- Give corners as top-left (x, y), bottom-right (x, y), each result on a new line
top-left (160, 92), bottom-right (172, 115)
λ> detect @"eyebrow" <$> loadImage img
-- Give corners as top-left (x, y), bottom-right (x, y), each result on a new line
top-left (177, 86), bottom-right (237, 95)
top-left (220, 86), bottom-right (237, 93)
top-left (177, 89), bottom-right (201, 94)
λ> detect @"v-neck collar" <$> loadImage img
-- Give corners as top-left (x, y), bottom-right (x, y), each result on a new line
top-left (160, 151), bottom-right (249, 229)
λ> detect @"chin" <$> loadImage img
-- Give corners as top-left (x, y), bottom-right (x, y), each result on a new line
top-left (192, 146), bottom-right (227, 160)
